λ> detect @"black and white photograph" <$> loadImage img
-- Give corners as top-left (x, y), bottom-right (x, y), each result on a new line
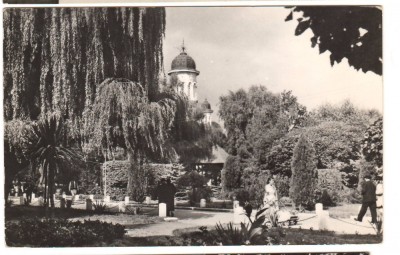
top-left (3, 5), bottom-right (384, 248)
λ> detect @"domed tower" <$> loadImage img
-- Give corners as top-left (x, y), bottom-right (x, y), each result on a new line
top-left (201, 99), bottom-right (213, 125)
top-left (168, 42), bottom-right (200, 102)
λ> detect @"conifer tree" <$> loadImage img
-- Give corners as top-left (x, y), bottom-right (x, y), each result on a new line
top-left (289, 135), bottom-right (318, 209)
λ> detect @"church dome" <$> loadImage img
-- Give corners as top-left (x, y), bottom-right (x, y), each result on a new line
top-left (201, 99), bottom-right (213, 113)
top-left (171, 52), bottom-right (197, 71)
top-left (168, 43), bottom-right (199, 75)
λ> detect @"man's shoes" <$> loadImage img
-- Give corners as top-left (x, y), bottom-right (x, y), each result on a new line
top-left (354, 218), bottom-right (362, 222)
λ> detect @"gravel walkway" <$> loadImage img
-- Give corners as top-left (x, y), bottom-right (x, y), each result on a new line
top-left (126, 210), bottom-right (377, 237)
top-left (126, 210), bottom-right (234, 237)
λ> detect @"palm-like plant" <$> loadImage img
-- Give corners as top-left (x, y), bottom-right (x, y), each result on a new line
top-left (26, 113), bottom-right (82, 208)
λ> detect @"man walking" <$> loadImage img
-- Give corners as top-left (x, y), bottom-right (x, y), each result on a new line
top-left (355, 175), bottom-right (377, 223)
top-left (166, 178), bottom-right (177, 217)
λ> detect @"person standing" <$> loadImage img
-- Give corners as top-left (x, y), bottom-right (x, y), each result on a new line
top-left (166, 178), bottom-right (177, 217)
top-left (375, 174), bottom-right (383, 220)
top-left (263, 177), bottom-right (279, 212)
top-left (24, 181), bottom-right (34, 204)
top-left (156, 178), bottom-right (167, 212)
top-left (69, 180), bottom-right (78, 204)
top-left (355, 175), bottom-right (377, 223)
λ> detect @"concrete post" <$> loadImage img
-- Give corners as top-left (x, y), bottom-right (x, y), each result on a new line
top-left (200, 199), bottom-right (206, 208)
top-left (318, 210), bottom-right (330, 230)
top-left (104, 195), bottom-right (110, 203)
top-left (119, 202), bottom-right (126, 212)
top-left (145, 196), bottom-right (151, 205)
top-left (38, 197), bottom-right (44, 206)
top-left (89, 194), bottom-right (94, 200)
top-left (315, 203), bottom-right (323, 216)
top-left (19, 196), bottom-right (25, 205)
top-left (233, 205), bottom-right (244, 224)
top-left (159, 203), bottom-right (167, 217)
top-left (32, 193), bottom-right (36, 200)
top-left (124, 196), bottom-right (129, 205)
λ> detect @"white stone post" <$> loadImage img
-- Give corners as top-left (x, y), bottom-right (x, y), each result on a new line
top-left (159, 203), bottom-right (167, 217)
top-left (38, 197), bottom-right (44, 206)
top-left (315, 203), bottom-right (323, 215)
top-left (89, 194), bottom-right (94, 200)
top-left (145, 196), bottom-right (151, 205)
top-left (119, 202), bottom-right (126, 212)
top-left (233, 200), bottom-right (242, 224)
top-left (104, 195), bottom-right (110, 203)
top-left (124, 196), bottom-right (129, 205)
top-left (318, 211), bottom-right (330, 230)
top-left (32, 193), bottom-right (36, 200)
top-left (19, 196), bottom-right (25, 205)
top-left (200, 199), bottom-right (206, 208)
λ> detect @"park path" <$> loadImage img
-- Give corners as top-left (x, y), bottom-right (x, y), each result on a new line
top-left (126, 210), bottom-right (234, 237)
top-left (125, 210), bottom-right (377, 237)
top-left (9, 196), bottom-right (376, 236)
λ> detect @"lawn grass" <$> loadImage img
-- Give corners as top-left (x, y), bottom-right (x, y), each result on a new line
top-left (5, 205), bottom-right (162, 227)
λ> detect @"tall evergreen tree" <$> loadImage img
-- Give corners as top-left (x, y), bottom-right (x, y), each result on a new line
top-left (289, 135), bottom-right (318, 209)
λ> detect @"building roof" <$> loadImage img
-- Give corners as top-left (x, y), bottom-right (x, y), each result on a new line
top-left (201, 99), bottom-right (213, 113)
top-left (168, 43), bottom-right (199, 75)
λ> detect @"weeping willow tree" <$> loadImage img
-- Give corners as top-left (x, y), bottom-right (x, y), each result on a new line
top-left (3, 7), bottom-right (166, 121)
top-left (3, 8), bottom-right (166, 193)
top-left (88, 78), bottom-right (176, 200)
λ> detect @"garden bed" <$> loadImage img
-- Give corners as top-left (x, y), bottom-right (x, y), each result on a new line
top-left (94, 226), bottom-right (382, 246)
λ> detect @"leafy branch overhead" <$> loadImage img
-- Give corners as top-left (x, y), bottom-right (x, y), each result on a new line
top-left (286, 6), bottom-right (382, 75)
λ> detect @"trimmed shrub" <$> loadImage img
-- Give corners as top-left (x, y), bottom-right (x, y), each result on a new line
top-left (5, 218), bottom-right (126, 247)
top-left (317, 168), bottom-right (342, 204)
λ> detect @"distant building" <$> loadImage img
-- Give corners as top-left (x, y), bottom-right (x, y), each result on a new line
top-left (168, 42), bottom-right (213, 125)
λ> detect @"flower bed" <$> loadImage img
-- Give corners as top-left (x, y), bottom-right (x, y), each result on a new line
top-left (5, 217), bottom-right (126, 247)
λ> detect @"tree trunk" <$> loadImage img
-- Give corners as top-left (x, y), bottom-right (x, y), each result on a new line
top-left (43, 167), bottom-right (48, 208)
top-left (127, 151), bottom-right (145, 202)
top-left (49, 162), bottom-right (55, 208)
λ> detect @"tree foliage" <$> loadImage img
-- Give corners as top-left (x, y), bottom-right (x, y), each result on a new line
top-left (87, 78), bottom-right (176, 200)
top-left (25, 113), bottom-right (82, 207)
top-left (290, 135), bottom-right (318, 209)
top-left (3, 7), bottom-right (166, 121)
top-left (361, 117), bottom-right (383, 168)
top-left (286, 6), bottom-right (382, 75)
top-left (4, 120), bottom-right (31, 200)
top-left (219, 86), bottom-right (307, 192)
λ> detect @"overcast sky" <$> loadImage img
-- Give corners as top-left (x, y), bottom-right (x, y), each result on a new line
top-left (163, 7), bottom-right (383, 123)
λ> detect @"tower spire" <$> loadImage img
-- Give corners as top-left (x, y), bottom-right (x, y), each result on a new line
top-left (181, 39), bottom-right (186, 53)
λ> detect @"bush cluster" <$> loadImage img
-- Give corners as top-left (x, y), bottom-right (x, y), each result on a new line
top-left (6, 217), bottom-right (126, 247)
